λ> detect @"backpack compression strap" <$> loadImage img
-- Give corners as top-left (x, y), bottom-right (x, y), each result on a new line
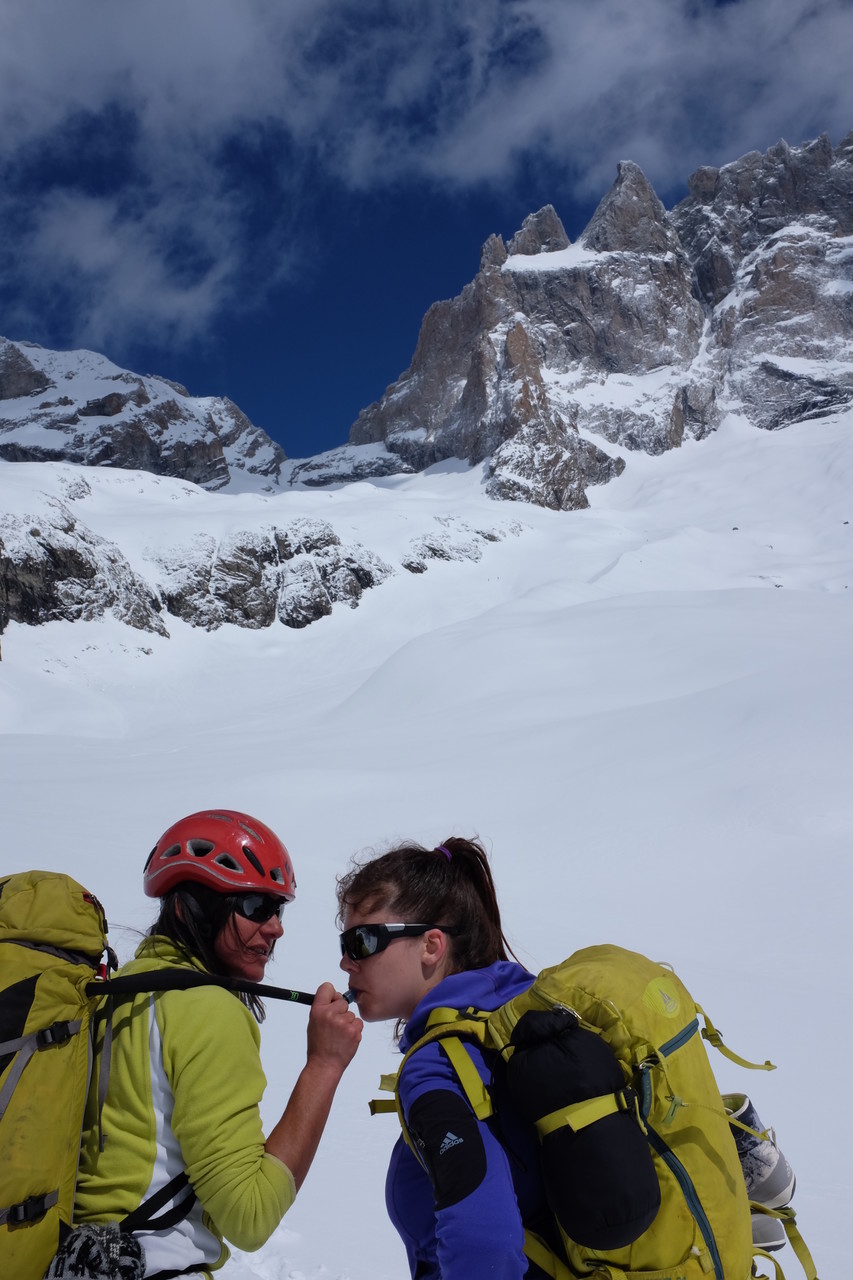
top-left (0, 1019), bottom-right (83, 1228)
top-left (0, 1190), bottom-right (59, 1228)
top-left (750, 1205), bottom-right (818, 1280)
top-left (695, 1004), bottom-right (776, 1072)
top-left (0, 1020), bottom-right (83, 1125)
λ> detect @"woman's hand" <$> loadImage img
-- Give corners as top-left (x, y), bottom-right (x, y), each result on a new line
top-left (265, 983), bottom-right (362, 1188)
top-left (306, 981), bottom-right (363, 1073)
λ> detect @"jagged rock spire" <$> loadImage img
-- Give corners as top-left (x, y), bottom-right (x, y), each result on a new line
top-left (581, 161), bottom-right (679, 254)
top-left (507, 205), bottom-right (570, 256)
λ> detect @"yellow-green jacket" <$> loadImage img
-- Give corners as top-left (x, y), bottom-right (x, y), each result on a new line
top-left (74, 936), bottom-right (295, 1277)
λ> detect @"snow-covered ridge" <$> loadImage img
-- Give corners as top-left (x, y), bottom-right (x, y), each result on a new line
top-left (502, 241), bottom-right (601, 273)
top-left (0, 461), bottom-right (526, 635)
top-left (0, 338), bottom-right (287, 493)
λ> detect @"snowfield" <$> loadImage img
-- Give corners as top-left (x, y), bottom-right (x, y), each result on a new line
top-left (1, 409), bottom-right (850, 1279)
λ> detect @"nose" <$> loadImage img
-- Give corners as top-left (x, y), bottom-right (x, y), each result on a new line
top-left (261, 914), bottom-right (284, 941)
top-left (340, 952), bottom-right (355, 975)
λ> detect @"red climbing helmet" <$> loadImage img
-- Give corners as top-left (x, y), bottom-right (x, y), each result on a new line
top-left (143, 809), bottom-right (296, 901)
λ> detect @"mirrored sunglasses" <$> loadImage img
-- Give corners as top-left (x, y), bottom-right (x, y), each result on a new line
top-left (232, 893), bottom-right (285, 923)
top-left (339, 922), bottom-right (457, 961)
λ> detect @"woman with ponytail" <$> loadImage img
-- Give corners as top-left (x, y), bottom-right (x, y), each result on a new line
top-left (337, 837), bottom-right (549, 1280)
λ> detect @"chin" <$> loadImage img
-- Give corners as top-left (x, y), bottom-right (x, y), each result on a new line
top-left (356, 999), bottom-right (394, 1024)
top-left (234, 957), bottom-right (268, 983)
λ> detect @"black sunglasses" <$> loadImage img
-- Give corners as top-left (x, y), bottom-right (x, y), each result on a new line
top-left (232, 893), bottom-right (285, 923)
top-left (339, 922), bottom-right (458, 961)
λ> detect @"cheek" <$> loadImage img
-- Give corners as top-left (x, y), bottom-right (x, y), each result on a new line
top-left (215, 916), bottom-right (251, 959)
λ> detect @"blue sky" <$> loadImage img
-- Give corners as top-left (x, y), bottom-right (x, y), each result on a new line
top-left (1, 0), bottom-right (851, 459)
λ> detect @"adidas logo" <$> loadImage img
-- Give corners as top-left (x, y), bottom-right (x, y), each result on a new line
top-left (439, 1131), bottom-right (464, 1155)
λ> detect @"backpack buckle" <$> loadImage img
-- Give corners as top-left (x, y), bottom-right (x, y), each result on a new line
top-left (36, 1021), bottom-right (73, 1049)
top-left (10, 1193), bottom-right (52, 1224)
top-left (619, 1085), bottom-right (648, 1134)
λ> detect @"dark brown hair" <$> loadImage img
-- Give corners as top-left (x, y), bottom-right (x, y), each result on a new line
top-left (149, 882), bottom-right (267, 1022)
top-left (336, 836), bottom-right (517, 973)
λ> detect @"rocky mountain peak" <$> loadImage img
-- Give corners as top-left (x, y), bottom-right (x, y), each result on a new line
top-left (672, 131), bottom-right (853, 305)
top-left (506, 205), bottom-right (570, 256)
top-left (480, 232), bottom-right (508, 270)
top-left (581, 160), bottom-right (677, 255)
top-left (344, 131), bottom-right (852, 511)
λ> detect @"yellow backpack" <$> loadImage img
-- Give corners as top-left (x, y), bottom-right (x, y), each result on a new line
top-left (0, 868), bottom-right (317, 1280)
top-left (0, 870), bottom-right (114, 1280)
top-left (375, 944), bottom-right (818, 1280)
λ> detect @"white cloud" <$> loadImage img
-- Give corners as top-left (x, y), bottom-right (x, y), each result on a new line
top-left (1, 0), bottom-right (851, 350)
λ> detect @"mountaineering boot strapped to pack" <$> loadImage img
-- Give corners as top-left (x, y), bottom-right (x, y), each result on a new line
top-left (726, 1093), bottom-right (796, 1208)
top-left (725, 1092), bottom-right (798, 1256)
top-left (374, 943), bottom-right (819, 1280)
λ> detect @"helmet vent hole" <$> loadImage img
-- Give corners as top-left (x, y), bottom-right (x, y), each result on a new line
top-left (161, 843), bottom-right (182, 860)
top-left (213, 853), bottom-right (243, 873)
top-left (188, 840), bottom-right (215, 858)
top-left (270, 868), bottom-right (284, 884)
top-left (242, 846), bottom-right (265, 876)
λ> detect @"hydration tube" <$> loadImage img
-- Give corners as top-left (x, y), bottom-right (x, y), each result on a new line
top-left (87, 969), bottom-right (358, 1007)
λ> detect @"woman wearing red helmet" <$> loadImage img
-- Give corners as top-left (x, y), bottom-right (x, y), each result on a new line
top-left (70, 810), bottom-right (362, 1279)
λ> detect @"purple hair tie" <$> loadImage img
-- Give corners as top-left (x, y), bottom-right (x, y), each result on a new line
top-left (435, 845), bottom-right (452, 860)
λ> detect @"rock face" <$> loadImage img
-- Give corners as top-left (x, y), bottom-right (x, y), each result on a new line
top-left (672, 133), bottom-right (853, 306)
top-left (349, 132), bottom-right (853, 508)
top-left (149, 518), bottom-right (393, 631)
top-left (0, 340), bottom-right (287, 492)
top-left (0, 465), bottom-right (525, 635)
top-left (0, 500), bottom-right (392, 636)
top-left (0, 497), bottom-right (168, 635)
top-left (283, 443), bottom-right (414, 488)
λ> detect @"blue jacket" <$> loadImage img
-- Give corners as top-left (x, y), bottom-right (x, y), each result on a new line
top-left (387, 962), bottom-right (547, 1279)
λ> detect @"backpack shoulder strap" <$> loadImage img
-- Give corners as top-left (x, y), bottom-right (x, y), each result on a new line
top-left (410, 1007), bottom-right (494, 1118)
top-left (121, 1171), bottom-right (196, 1235)
top-left (369, 1008), bottom-right (493, 1148)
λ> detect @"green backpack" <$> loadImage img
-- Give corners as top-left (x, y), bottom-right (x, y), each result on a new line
top-left (0, 869), bottom-right (315, 1280)
top-left (375, 944), bottom-right (818, 1280)
top-left (0, 870), bottom-right (114, 1280)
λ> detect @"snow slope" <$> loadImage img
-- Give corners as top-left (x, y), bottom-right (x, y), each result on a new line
top-left (1, 409), bottom-right (850, 1279)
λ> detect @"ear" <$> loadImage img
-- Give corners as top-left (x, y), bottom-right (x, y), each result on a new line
top-left (421, 927), bottom-right (451, 979)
